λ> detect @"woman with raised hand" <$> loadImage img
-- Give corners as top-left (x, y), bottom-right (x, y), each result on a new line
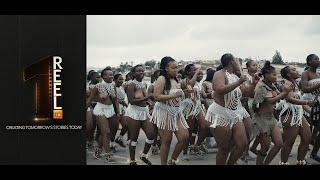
top-left (180, 64), bottom-right (210, 158)
top-left (150, 56), bottom-right (189, 165)
top-left (278, 66), bottom-right (314, 165)
top-left (252, 61), bottom-right (293, 165)
top-left (300, 54), bottom-right (320, 163)
top-left (205, 53), bottom-right (258, 165)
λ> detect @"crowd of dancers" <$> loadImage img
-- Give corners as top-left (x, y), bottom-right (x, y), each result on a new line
top-left (86, 53), bottom-right (320, 165)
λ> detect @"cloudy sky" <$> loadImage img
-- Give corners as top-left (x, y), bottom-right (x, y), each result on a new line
top-left (87, 15), bottom-right (320, 68)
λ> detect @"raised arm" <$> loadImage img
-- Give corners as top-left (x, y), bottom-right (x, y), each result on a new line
top-left (213, 71), bottom-right (245, 95)
top-left (265, 81), bottom-right (292, 104)
top-left (283, 79), bottom-right (316, 106)
top-left (241, 74), bottom-right (260, 98)
top-left (153, 76), bottom-right (181, 102)
top-left (286, 91), bottom-right (315, 106)
top-left (201, 85), bottom-right (207, 99)
top-left (188, 68), bottom-right (201, 88)
top-left (301, 71), bottom-right (320, 93)
top-left (202, 83), bottom-right (212, 98)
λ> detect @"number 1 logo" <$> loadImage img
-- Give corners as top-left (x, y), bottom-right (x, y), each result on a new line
top-left (23, 56), bottom-right (63, 121)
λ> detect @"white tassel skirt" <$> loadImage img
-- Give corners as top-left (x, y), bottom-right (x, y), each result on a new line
top-left (150, 102), bottom-right (189, 131)
top-left (125, 104), bottom-right (150, 121)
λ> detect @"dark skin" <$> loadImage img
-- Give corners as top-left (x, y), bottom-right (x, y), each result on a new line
top-left (153, 61), bottom-right (189, 165)
top-left (202, 71), bottom-right (215, 110)
top-left (255, 69), bottom-right (293, 165)
top-left (244, 60), bottom-right (263, 155)
top-left (114, 74), bottom-right (128, 142)
top-left (197, 71), bottom-right (208, 108)
top-left (86, 72), bottom-right (101, 145)
top-left (180, 65), bottom-right (210, 154)
top-left (127, 67), bottom-right (152, 107)
top-left (300, 56), bottom-right (320, 93)
top-left (247, 61), bottom-right (258, 77)
top-left (300, 55), bottom-right (320, 161)
top-left (147, 74), bottom-right (161, 151)
top-left (86, 70), bottom-right (120, 154)
top-left (124, 74), bottom-right (133, 94)
top-left (115, 75), bottom-right (128, 108)
top-left (126, 66), bottom-right (156, 163)
top-left (280, 66), bottom-right (314, 163)
top-left (241, 61), bottom-right (260, 158)
top-left (202, 85), bottom-right (213, 98)
top-left (211, 56), bottom-right (259, 165)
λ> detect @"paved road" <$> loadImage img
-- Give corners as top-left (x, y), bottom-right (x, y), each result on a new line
top-left (87, 129), bottom-right (320, 165)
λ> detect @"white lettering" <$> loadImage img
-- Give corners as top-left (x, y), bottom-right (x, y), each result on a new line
top-left (53, 69), bottom-right (61, 82)
top-left (53, 56), bottom-right (62, 110)
top-left (53, 56), bottom-right (63, 70)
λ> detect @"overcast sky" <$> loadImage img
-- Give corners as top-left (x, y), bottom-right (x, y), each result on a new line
top-left (87, 15), bottom-right (320, 68)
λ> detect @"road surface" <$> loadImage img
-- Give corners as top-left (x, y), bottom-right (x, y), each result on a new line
top-left (87, 129), bottom-right (320, 165)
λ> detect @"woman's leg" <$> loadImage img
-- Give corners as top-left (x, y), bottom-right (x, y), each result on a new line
top-left (212, 125), bottom-right (232, 165)
top-left (280, 117), bottom-right (299, 163)
top-left (195, 112), bottom-right (210, 147)
top-left (250, 135), bottom-right (261, 155)
top-left (86, 110), bottom-right (94, 144)
top-left (241, 117), bottom-right (254, 161)
top-left (159, 129), bottom-right (173, 165)
top-left (256, 133), bottom-right (271, 165)
top-left (115, 115), bottom-right (127, 147)
top-left (227, 121), bottom-right (248, 165)
top-left (141, 119), bottom-right (156, 157)
top-left (119, 115), bottom-right (128, 136)
top-left (127, 117), bottom-right (141, 162)
top-left (183, 116), bottom-right (195, 155)
top-left (92, 114), bottom-right (97, 143)
top-left (264, 125), bottom-right (283, 165)
top-left (151, 126), bottom-right (160, 155)
top-left (108, 115), bottom-right (119, 143)
top-left (310, 126), bottom-right (320, 162)
top-left (297, 118), bottom-right (312, 162)
top-left (96, 115), bottom-right (111, 154)
top-left (153, 126), bottom-right (159, 146)
top-left (189, 117), bottom-right (197, 145)
top-left (172, 119), bottom-right (190, 161)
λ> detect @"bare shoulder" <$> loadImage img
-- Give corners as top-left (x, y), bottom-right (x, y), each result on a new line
top-left (213, 70), bottom-right (225, 82)
top-left (156, 76), bottom-right (166, 84)
top-left (128, 81), bottom-right (136, 90)
top-left (301, 70), bottom-right (309, 80)
top-left (214, 70), bottom-right (224, 78)
top-left (154, 76), bottom-right (166, 89)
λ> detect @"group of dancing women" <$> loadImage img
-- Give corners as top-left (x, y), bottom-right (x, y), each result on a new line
top-left (86, 53), bottom-right (320, 165)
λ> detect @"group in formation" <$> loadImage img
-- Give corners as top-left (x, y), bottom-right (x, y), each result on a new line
top-left (86, 53), bottom-right (320, 165)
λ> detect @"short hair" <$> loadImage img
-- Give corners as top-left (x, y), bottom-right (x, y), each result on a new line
top-left (101, 67), bottom-right (113, 76)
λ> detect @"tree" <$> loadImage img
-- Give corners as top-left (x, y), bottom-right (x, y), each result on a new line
top-left (144, 60), bottom-right (157, 68)
top-left (272, 50), bottom-right (285, 64)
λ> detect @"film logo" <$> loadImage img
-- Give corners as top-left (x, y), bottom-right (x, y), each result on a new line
top-left (52, 56), bottom-right (63, 119)
top-left (23, 56), bottom-right (64, 121)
